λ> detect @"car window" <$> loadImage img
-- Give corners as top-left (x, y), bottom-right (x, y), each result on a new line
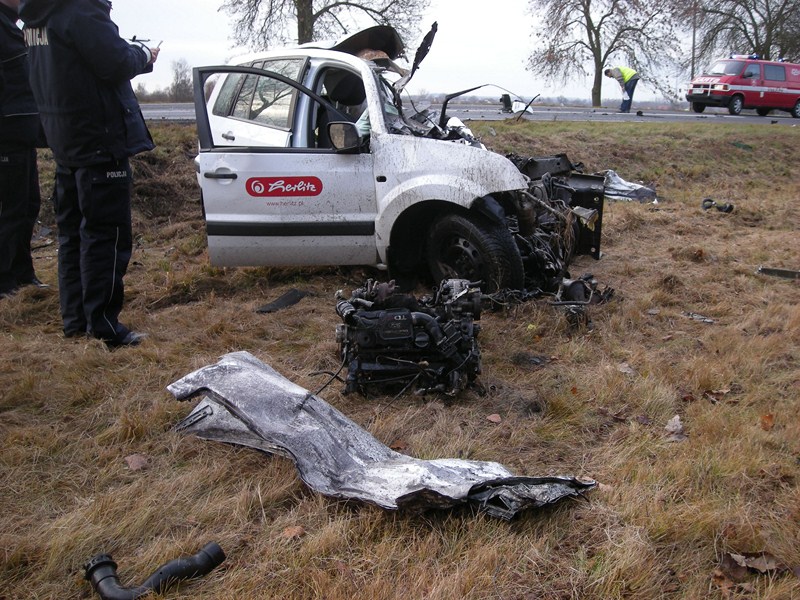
top-left (263, 58), bottom-right (305, 82)
top-left (311, 67), bottom-right (367, 148)
top-left (212, 73), bottom-right (244, 116)
top-left (214, 58), bottom-right (306, 125)
top-left (764, 64), bottom-right (786, 81)
top-left (708, 60), bottom-right (744, 76)
top-left (227, 59), bottom-right (306, 129)
top-left (743, 64), bottom-right (760, 78)
top-left (231, 74), bottom-right (259, 120)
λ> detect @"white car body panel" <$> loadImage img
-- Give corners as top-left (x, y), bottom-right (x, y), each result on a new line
top-left (370, 133), bottom-right (528, 262)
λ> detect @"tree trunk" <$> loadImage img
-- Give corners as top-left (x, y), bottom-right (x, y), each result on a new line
top-left (295, 0), bottom-right (314, 44)
top-left (591, 68), bottom-right (603, 107)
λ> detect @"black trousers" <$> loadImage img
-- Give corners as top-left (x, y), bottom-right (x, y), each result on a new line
top-left (0, 147), bottom-right (40, 294)
top-left (54, 159), bottom-right (133, 342)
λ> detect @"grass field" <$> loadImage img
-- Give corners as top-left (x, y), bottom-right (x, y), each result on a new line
top-left (1, 120), bottom-right (799, 599)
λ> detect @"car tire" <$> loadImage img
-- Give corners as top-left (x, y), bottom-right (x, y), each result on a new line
top-left (792, 99), bottom-right (800, 119)
top-left (426, 213), bottom-right (524, 292)
top-left (691, 102), bottom-right (706, 114)
top-left (728, 96), bottom-right (744, 115)
top-left (756, 108), bottom-right (771, 117)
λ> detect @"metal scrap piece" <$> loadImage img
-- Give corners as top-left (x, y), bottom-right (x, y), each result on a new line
top-left (756, 266), bottom-right (800, 280)
top-left (168, 352), bottom-right (595, 519)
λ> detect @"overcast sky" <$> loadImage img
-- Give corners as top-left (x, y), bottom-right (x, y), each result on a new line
top-left (110, 0), bottom-right (660, 101)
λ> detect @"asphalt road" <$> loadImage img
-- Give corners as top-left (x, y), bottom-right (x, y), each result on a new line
top-left (141, 102), bottom-right (799, 127)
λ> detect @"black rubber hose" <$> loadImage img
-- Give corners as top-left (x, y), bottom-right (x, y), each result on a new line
top-left (83, 541), bottom-right (226, 600)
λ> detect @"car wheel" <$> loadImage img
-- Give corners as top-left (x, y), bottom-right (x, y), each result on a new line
top-left (728, 96), bottom-right (744, 115)
top-left (691, 102), bottom-right (706, 114)
top-left (792, 99), bottom-right (800, 119)
top-left (426, 213), bottom-right (524, 292)
top-left (756, 108), bottom-right (771, 117)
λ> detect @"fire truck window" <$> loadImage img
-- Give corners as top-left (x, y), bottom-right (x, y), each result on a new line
top-left (743, 64), bottom-right (760, 79)
top-left (764, 65), bottom-right (786, 81)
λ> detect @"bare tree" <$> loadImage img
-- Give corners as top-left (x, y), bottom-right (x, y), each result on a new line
top-left (691, 0), bottom-right (800, 63)
top-left (221, 0), bottom-right (430, 48)
top-left (169, 59), bottom-right (193, 102)
top-left (526, 0), bottom-right (683, 106)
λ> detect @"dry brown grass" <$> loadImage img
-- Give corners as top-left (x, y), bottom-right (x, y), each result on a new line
top-left (1, 120), bottom-right (799, 599)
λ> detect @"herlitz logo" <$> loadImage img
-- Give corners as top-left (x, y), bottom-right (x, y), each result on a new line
top-left (246, 176), bottom-right (323, 197)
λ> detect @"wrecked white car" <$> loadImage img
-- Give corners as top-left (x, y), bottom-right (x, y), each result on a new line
top-left (193, 24), bottom-right (604, 292)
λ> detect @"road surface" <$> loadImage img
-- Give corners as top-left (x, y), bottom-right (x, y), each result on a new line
top-left (141, 102), bottom-right (798, 126)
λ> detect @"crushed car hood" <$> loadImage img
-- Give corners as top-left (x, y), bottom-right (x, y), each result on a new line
top-left (168, 351), bottom-right (596, 519)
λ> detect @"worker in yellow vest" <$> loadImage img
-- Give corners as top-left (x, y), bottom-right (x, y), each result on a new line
top-left (604, 65), bottom-right (640, 113)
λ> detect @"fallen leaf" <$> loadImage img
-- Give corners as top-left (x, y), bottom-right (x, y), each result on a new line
top-left (124, 454), bottom-right (148, 471)
top-left (713, 560), bottom-right (759, 598)
top-left (721, 553), bottom-right (750, 582)
top-left (598, 407), bottom-right (628, 422)
top-left (711, 568), bottom-right (737, 599)
top-left (570, 386), bottom-right (578, 395)
top-left (732, 551), bottom-right (786, 574)
top-left (680, 392), bottom-right (697, 402)
top-left (702, 389), bottom-right (730, 403)
top-left (486, 414), bottom-right (502, 424)
top-left (760, 414), bottom-right (775, 431)
top-left (665, 415), bottom-right (687, 442)
top-left (281, 525), bottom-right (306, 540)
top-left (334, 560), bottom-right (353, 577)
top-left (617, 362), bottom-right (636, 376)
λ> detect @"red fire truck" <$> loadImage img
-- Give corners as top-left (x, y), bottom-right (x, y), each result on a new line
top-left (686, 55), bottom-right (800, 117)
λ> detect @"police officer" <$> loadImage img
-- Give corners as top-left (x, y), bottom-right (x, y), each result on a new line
top-left (604, 65), bottom-right (640, 113)
top-left (0, 0), bottom-right (46, 299)
top-left (19, 0), bottom-right (159, 346)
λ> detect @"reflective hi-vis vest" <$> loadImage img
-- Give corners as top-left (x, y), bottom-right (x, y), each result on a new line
top-left (619, 66), bottom-right (638, 83)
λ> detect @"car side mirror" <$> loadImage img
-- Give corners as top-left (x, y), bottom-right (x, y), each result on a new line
top-left (328, 122), bottom-right (362, 153)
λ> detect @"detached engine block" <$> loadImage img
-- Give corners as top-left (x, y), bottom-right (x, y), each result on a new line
top-left (335, 279), bottom-right (483, 396)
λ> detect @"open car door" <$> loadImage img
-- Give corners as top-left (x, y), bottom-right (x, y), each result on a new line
top-left (194, 65), bottom-right (378, 267)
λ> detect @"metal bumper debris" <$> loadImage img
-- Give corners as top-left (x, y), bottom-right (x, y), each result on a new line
top-left (168, 352), bottom-right (595, 519)
top-left (756, 266), bottom-right (800, 280)
top-left (601, 169), bottom-right (658, 203)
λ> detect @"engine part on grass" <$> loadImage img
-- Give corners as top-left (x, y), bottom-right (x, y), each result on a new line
top-left (83, 542), bottom-right (225, 600)
top-left (755, 266), bottom-right (800, 280)
top-left (683, 311), bottom-right (716, 324)
top-left (549, 273), bottom-right (615, 306)
top-left (169, 351), bottom-right (596, 520)
top-left (503, 156), bottom-right (606, 293)
top-left (701, 198), bottom-right (734, 213)
top-left (335, 278), bottom-right (483, 396)
top-left (487, 273), bottom-right (613, 308)
top-left (485, 273), bottom-right (612, 332)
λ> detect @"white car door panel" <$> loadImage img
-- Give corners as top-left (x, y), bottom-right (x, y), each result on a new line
top-left (199, 150), bottom-right (377, 266)
top-left (195, 63), bottom-right (379, 267)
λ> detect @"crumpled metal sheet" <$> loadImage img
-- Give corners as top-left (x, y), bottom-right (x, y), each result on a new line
top-left (168, 351), bottom-right (596, 519)
top-left (601, 169), bottom-right (658, 203)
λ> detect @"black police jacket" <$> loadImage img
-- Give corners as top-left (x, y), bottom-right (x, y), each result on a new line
top-left (19, 0), bottom-right (154, 166)
top-left (0, 3), bottom-right (40, 148)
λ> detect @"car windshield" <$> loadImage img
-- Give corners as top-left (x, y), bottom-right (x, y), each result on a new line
top-left (706, 60), bottom-right (744, 76)
top-left (373, 69), bottom-right (445, 138)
